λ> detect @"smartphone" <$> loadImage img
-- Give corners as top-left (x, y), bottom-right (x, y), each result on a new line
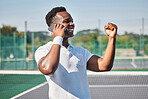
top-left (48, 24), bottom-right (67, 32)
top-left (48, 24), bottom-right (56, 32)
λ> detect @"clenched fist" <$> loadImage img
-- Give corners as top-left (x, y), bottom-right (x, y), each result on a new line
top-left (104, 23), bottom-right (118, 38)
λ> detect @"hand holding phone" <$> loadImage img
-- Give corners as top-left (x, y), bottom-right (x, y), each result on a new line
top-left (49, 24), bottom-right (66, 38)
top-left (48, 24), bottom-right (67, 32)
top-left (48, 24), bottom-right (56, 32)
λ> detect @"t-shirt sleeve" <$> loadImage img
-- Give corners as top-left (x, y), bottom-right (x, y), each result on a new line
top-left (84, 48), bottom-right (93, 62)
top-left (35, 46), bottom-right (50, 65)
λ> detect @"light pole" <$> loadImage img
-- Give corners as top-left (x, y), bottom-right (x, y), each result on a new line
top-left (98, 19), bottom-right (102, 56)
top-left (24, 21), bottom-right (27, 68)
top-left (31, 32), bottom-right (35, 69)
top-left (0, 29), bottom-right (2, 69)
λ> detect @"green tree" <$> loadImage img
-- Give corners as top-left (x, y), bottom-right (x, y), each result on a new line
top-left (1, 25), bottom-right (18, 36)
top-left (0, 25), bottom-right (24, 38)
top-left (70, 29), bottom-right (148, 56)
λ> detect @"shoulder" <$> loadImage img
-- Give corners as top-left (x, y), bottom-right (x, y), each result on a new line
top-left (73, 46), bottom-right (86, 52)
top-left (36, 42), bottom-right (52, 52)
top-left (34, 41), bottom-right (52, 64)
top-left (35, 41), bottom-right (52, 57)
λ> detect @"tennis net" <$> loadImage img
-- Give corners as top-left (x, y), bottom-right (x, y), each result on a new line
top-left (0, 70), bottom-right (148, 99)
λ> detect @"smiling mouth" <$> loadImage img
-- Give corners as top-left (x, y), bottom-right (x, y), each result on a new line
top-left (67, 28), bottom-right (74, 32)
top-left (68, 29), bottom-right (74, 31)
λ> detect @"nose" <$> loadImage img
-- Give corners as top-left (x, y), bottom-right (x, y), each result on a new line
top-left (69, 22), bottom-right (75, 28)
top-left (69, 21), bottom-right (74, 26)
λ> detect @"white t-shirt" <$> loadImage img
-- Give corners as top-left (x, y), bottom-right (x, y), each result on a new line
top-left (35, 41), bottom-right (93, 99)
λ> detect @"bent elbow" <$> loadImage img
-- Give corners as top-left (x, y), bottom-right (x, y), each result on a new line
top-left (99, 64), bottom-right (113, 72)
top-left (42, 68), bottom-right (53, 75)
top-left (105, 68), bottom-right (112, 71)
top-left (37, 57), bottom-right (58, 75)
top-left (38, 64), bottom-right (55, 75)
top-left (99, 68), bottom-right (111, 72)
top-left (39, 67), bottom-right (53, 75)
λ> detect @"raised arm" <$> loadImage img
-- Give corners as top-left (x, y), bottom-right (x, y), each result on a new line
top-left (87, 23), bottom-right (117, 72)
top-left (38, 24), bottom-right (65, 75)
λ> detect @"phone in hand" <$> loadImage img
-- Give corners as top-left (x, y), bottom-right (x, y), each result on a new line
top-left (48, 24), bottom-right (55, 32)
top-left (48, 24), bottom-right (67, 32)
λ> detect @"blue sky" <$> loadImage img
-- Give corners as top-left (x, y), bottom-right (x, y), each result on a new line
top-left (0, 0), bottom-right (148, 35)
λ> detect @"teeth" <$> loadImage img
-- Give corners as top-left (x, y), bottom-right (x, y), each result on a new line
top-left (69, 29), bottom-right (73, 31)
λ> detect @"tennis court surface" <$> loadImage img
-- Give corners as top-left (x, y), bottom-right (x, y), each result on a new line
top-left (0, 70), bottom-right (148, 99)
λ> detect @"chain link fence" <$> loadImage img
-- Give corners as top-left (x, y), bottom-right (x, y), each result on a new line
top-left (0, 29), bottom-right (148, 70)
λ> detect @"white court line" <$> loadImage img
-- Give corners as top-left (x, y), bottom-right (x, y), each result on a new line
top-left (10, 82), bottom-right (48, 99)
top-left (0, 70), bottom-right (42, 74)
top-left (131, 62), bottom-right (137, 68)
top-left (89, 85), bottom-right (148, 88)
top-left (130, 58), bottom-right (138, 68)
top-left (87, 71), bottom-right (148, 76)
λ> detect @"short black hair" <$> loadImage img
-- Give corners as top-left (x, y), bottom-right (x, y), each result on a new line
top-left (45, 7), bottom-right (67, 27)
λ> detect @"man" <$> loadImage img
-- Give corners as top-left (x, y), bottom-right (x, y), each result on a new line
top-left (35, 7), bottom-right (117, 99)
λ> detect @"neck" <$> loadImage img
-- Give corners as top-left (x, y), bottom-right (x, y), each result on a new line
top-left (62, 38), bottom-right (69, 48)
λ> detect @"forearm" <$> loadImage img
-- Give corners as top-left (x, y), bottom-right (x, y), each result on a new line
top-left (39, 45), bottom-right (61, 75)
top-left (99, 37), bottom-right (116, 71)
top-left (38, 24), bottom-right (66, 75)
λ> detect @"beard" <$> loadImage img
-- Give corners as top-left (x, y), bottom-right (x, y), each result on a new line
top-left (64, 29), bottom-right (74, 38)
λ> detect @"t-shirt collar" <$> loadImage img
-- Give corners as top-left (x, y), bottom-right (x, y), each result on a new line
top-left (67, 43), bottom-right (73, 51)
